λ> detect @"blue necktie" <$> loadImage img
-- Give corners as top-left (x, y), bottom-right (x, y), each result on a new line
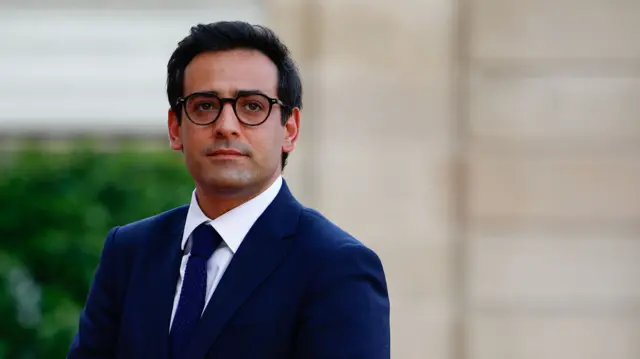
top-left (170, 223), bottom-right (222, 359)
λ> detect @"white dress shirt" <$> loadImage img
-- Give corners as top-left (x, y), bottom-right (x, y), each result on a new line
top-left (169, 176), bottom-right (283, 330)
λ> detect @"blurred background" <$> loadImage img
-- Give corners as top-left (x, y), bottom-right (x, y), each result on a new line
top-left (1, 0), bottom-right (639, 358)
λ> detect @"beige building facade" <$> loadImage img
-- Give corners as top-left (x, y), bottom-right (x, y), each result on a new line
top-left (267, 0), bottom-right (640, 358)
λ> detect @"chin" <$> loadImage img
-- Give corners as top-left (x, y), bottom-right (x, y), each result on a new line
top-left (203, 171), bottom-right (256, 192)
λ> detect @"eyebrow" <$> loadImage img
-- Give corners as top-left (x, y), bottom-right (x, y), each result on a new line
top-left (236, 89), bottom-right (270, 97)
top-left (189, 89), bottom-right (271, 98)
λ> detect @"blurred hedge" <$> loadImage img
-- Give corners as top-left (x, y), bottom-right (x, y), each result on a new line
top-left (0, 143), bottom-right (193, 358)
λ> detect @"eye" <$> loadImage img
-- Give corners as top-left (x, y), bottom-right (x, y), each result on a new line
top-left (196, 102), bottom-right (216, 111)
top-left (243, 101), bottom-right (265, 112)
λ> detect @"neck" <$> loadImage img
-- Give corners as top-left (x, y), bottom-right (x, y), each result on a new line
top-left (195, 175), bottom-right (279, 219)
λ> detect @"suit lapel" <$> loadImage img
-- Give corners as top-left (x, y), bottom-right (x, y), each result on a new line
top-left (184, 181), bottom-right (302, 359)
top-left (138, 206), bottom-right (188, 359)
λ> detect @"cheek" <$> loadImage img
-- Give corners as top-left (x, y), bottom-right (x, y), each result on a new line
top-left (247, 127), bottom-right (284, 161)
top-left (183, 125), bottom-right (207, 150)
top-left (248, 122), bottom-right (280, 146)
top-left (269, 127), bottom-right (287, 154)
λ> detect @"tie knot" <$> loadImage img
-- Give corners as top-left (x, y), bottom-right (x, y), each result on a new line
top-left (189, 223), bottom-right (222, 259)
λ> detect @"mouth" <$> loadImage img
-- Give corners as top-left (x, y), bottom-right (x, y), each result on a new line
top-left (208, 149), bottom-right (247, 158)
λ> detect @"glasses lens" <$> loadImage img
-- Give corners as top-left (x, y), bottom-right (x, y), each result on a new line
top-left (185, 94), bottom-right (221, 125)
top-left (235, 94), bottom-right (271, 125)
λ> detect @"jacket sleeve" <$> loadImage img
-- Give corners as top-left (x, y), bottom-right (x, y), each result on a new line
top-left (67, 226), bottom-right (124, 359)
top-left (293, 242), bottom-right (391, 359)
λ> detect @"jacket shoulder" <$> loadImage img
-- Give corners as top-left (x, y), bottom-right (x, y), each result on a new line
top-left (118, 205), bottom-right (187, 235)
top-left (295, 207), bottom-right (388, 304)
top-left (98, 205), bottom-right (188, 275)
top-left (296, 207), bottom-right (377, 257)
top-left (298, 207), bottom-right (357, 244)
top-left (109, 205), bottom-right (188, 249)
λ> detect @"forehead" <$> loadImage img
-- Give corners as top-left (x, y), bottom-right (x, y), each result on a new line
top-left (183, 49), bottom-right (278, 97)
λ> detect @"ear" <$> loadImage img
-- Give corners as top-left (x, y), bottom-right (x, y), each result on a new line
top-left (168, 109), bottom-right (183, 151)
top-left (282, 107), bottom-right (300, 154)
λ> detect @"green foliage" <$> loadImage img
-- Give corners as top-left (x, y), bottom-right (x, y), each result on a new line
top-left (0, 144), bottom-right (193, 358)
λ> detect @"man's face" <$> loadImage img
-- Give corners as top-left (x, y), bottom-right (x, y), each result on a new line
top-left (168, 49), bottom-right (299, 196)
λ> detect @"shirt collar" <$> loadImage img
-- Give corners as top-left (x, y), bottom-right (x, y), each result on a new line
top-left (181, 175), bottom-right (283, 254)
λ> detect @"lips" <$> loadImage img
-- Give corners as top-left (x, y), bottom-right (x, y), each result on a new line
top-left (209, 149), bottom-right (245, 157)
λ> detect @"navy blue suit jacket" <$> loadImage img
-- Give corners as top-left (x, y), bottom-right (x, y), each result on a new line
top-left (67, 181), bottom-right (390, 359)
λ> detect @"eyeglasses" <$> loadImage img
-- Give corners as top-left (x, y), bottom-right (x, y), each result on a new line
top-left (176, 91), bottom-right (288, 127)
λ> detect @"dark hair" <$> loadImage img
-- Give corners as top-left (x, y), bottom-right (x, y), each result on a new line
top-left (167, 21), bottom-right (303, 170)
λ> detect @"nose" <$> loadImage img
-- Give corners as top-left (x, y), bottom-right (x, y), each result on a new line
top-left (213, 102), bottom-right (241, 137)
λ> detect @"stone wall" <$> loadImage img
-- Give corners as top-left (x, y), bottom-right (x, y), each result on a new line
top-left (268, 0), bottom-right (640, 358)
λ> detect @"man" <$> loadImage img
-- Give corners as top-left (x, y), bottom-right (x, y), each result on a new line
top-left (67, 21), bottom-right (390, 359)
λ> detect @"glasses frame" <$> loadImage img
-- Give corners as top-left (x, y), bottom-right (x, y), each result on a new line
top-left (176, 91), bottom-right (288, 127)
